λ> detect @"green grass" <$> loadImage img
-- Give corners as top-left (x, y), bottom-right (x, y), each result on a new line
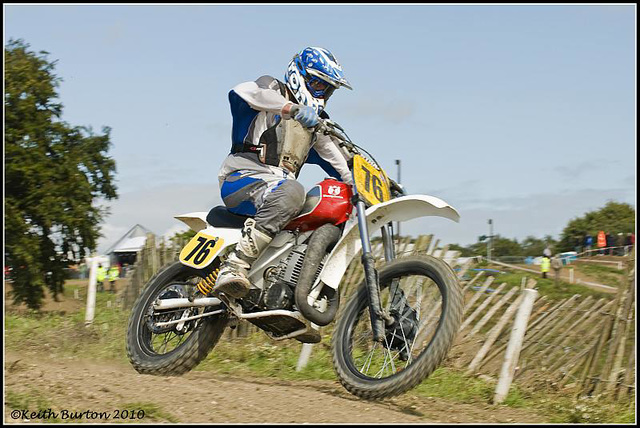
top-left (574, 263), bottom-right (625, 287)
top-left (411, 367), bottom-right (495, 403)
top-left (541, 394), bottom-right (637, 424)
top-left (196, 330), bottom-right (337, 381)
top-left (5, 289), bottom-right (130, 364)
top-left (486, 270), bottom-right (615, 301)
top-left (5, 280), bottom-right (634, 424)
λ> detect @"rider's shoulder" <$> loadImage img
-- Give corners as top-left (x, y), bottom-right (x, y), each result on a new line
top-left (255, 75), bottom-right (281, 90)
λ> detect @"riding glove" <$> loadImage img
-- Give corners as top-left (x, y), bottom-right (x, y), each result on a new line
top-left (291, 105), bottom-right (319, 128)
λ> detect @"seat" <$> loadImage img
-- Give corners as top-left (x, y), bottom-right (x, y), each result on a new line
top-left (206, 206), bottom-right (250, 229)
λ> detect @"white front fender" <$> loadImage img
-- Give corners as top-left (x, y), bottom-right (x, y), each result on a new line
top-left (319, 195), bottom-right (460, 290)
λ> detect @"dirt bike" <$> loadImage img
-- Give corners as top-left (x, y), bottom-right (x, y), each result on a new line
top-left (126, 119), bottom-right (463, 399)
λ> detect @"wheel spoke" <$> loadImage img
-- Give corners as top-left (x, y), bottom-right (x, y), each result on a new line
top-left (380, 336), bottom-right (398, 376)
top-left (143, 275), bottom-right (213, 356)
top-left (346, 271), bottom-right (445, 381)
top-left (360, 342), bottom-right (378, 374)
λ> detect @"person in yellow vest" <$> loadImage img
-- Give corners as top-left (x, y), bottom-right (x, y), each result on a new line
top-left (96, 264), bottom-right (107, 292)
top-left (540, 256), bottom-right (551, 279)
top-left (108, 265), bottom-right (119, 293)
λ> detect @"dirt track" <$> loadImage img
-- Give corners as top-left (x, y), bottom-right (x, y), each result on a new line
top-left (4, 349), bottom-right (547, 424)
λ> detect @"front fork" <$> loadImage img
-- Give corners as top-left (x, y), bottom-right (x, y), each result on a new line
top-left (354, 197), bottom-right (397, 342)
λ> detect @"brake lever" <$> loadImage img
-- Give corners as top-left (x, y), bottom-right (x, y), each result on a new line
top-left (389, 179), bottom-right (407, 196)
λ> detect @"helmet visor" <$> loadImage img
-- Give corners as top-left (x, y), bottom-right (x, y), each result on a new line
top-left (306, 76), bottom-right (335, 99)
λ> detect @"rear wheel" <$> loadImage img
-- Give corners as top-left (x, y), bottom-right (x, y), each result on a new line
top-left (126, 261), bottom-right (228, 376)
top-left (331, 255), bottom-right (463, 399)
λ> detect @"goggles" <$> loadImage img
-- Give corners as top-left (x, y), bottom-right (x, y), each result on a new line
top-left (305, 75), bottom-right (336, 99)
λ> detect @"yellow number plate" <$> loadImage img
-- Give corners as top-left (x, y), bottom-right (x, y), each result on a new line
top-left (353, 155), bottom-right (391, 206)
top-left (179, 232), bottom-right (225, 269)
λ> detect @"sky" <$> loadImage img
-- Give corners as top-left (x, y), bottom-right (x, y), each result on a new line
top-left (4, 4), bottom-right (636, 253)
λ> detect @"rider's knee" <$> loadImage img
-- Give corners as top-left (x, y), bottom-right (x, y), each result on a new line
top-left (255, 180), bottom-right (306, 235)
top-left (279, 180), bottom-right (306, 212)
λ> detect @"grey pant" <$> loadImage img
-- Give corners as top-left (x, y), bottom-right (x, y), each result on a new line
top-left (219, 154), bottom-right (306, 236)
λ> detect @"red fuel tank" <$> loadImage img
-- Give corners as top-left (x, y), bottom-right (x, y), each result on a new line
top-left (284, 179), bottom-right (353, 232)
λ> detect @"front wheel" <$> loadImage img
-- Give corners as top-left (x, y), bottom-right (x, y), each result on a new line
top-left (332, 255), bottom-right (463, 399)
top-left (126, 261), bottom-right (228, 376)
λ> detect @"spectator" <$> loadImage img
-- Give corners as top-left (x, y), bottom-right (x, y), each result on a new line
top-left (96, 264), bottom-right (107, 292)
top-left (616, 233), bottom-right (625, 256)
top-left (597, 230), bottom-right (606, 255)
top-left (584, 234), bottom-right (594, 254)
top-left (541, 255), bottom-right (551, 279)
top-left (108, 265), bottom-right (119, 293)
top-left (551, 255), bottom-right (563, 286)
top-left (543, 247), bottom-right (552, 258)
top-left (606, 233), bottom-right (614, 255)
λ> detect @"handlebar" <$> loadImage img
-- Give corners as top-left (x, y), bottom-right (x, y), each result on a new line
top-left (316, 118), bottom-right (408, 197)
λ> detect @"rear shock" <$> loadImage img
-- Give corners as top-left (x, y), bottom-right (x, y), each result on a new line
top-left (196, 267), bottom-right (220, 295)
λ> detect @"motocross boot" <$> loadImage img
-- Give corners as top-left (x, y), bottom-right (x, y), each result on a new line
top-left (213, 218), bottom-right (274, 299)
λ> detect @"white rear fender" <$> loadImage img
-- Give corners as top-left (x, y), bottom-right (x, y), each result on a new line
top-left (174, 212), bottom-right (241, 267)
top-left (319, 195), bottom-right (460, 290)
top-left (173, 213), bottom-right (301, 273)
top-left (174, 212), bottom-right (210, 232)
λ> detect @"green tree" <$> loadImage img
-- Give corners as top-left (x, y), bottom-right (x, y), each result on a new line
top-left (171, 229), bottom-right (196, 245)
top-left (448, 243), bottom-right (477, 257)
top-left (464, 235), bottom-right (521, 258)
top-left (5, 39), bottom-right (117, 309)
top-left (520, 235), bottom-right (549, 257)
top-left (558, 201), bottom-right (635, 252)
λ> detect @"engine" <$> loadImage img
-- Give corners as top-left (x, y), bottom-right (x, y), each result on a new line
top-left (241, 243), bottom-right (325, 312)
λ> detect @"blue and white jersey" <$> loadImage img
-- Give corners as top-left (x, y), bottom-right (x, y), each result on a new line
top-left (221, 75), bottom-right (352, 186)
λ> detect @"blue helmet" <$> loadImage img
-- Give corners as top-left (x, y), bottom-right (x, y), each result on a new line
top-left (285, 47), bottom-right (352, 113)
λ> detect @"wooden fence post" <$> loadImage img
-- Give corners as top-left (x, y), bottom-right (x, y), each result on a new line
top-left (480, 297), bottom-right (566, 368)
top-left (428, 239), bottom-right (440, 256)
top-left (541, 298), bottom-right (609, 366)
top-left (493, 288), bottom-right (538, 404)
top-left (467, 286), bottom-right (519, 338)
top-left (517, 295), bottom-right (581, 355)
top-left (463, 276), bottom-right (495, 313)
top-left (461, 271), bottom-right (485, 294)
top-left (519, 296), bottom-right (593, 362)
top-left (604, 259), bottom-right (635, 396)
top-left (593, 283), bottom-right (631, 396)
top-left (557, 329), bottom-right (605, 389)
top-left (467, 292), bottom-right (525, 375)
top-left (618, 341), bottom-right (635, 400)
top-left (438, 244), bottom-right (450, 260)
top-left (84, 257), bottom-right (99, 326)
top-left (296, 343), bottom-right (314, 371)
top-left (459, 282), bottom-right (507, 332)
top-left (456, 259), bottom-right (474, 281)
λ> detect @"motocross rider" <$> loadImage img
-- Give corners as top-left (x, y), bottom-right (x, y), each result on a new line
top-left (212, 47), bottom-right (354, 299)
